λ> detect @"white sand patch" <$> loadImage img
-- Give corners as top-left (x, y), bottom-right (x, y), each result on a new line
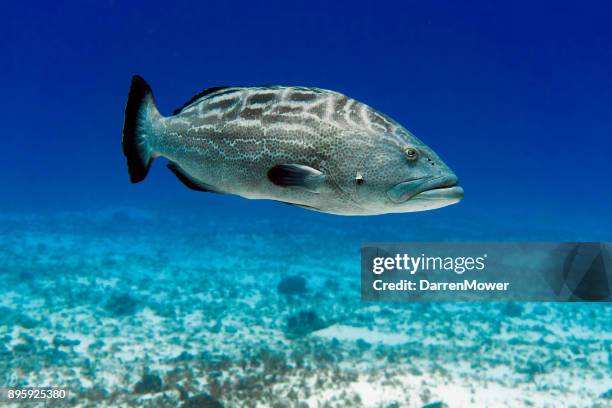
top-left (139, 307), bottom-right (164, 326)
top-left (76, 276), bottom-right (90, 286)
top-left (425, 378), bottom-right (591, 407)
top-left (183, 310), bottom-right (204, 329)
top-left (0, 291), bottom-right (20, 307)
top-left (239, 292), bottom-right (261, 308)
top-left (71, 333), bottom-right (96, 355)
top-left (313, 324), bottom-right (410, 345)
top-left (95, 277), bottom-right (119, 288)
top-left (96, 371), bottom-right (125, 389)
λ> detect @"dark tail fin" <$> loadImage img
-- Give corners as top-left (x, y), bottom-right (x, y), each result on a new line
top-left (122, 75), bottom-right (162, 183)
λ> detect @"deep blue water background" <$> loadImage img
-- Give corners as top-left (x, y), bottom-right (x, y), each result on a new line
top-left (2, 0), bottom-right (611, 240)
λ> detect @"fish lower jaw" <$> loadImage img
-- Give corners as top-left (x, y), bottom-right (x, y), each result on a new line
top-left (383, 186), bottom-right (464, 213)
top-left (413, 185), bottom-right (464, 201)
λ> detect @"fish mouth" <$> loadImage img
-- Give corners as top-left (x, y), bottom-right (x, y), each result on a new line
top-left (387, 174), bottom-right (463, 204)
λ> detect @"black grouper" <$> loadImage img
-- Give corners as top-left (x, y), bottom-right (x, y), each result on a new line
top-left (122, 76), bottom-right (463, 215)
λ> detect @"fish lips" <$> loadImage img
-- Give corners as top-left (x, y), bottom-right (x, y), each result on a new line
top-left (387, 174), bottom-right (464, 204)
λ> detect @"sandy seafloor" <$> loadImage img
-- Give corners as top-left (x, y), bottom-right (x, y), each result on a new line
top-left (0, 207), bottom-right (610, 408)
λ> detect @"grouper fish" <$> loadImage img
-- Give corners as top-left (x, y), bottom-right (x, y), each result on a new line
top-left (122, 76), bottom-right (463, 215)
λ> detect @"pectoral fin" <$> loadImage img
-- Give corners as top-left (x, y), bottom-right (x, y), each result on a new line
top-left (267, 164), bottom-right (326, 192)
top-left (167, 162), bottom-right (221, 193)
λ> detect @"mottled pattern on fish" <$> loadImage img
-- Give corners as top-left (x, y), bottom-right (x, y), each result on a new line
top-left (175, 86), bottom-right (400, 132)
top-left (162, 86), bottom-right (409, 155)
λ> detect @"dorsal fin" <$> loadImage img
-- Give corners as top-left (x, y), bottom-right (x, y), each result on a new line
top-left (172, 86), bottom-right (230, 115)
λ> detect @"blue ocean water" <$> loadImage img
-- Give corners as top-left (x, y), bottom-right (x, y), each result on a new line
top-left (1, 1), bottom-right (611, 407)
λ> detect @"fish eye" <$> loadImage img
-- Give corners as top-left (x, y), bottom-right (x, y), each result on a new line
top-left (404, 147), bottom-right (418, 161)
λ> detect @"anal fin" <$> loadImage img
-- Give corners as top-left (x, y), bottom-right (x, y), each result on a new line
top-left (167, 162), bottom-right (221, 193)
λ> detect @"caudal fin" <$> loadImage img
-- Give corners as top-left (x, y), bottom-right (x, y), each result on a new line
top-left (122, 75), bottom-right (161, 183)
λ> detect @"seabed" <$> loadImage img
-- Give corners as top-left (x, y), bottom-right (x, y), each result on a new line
top-left (0, 208), bottom-right (610, 407)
